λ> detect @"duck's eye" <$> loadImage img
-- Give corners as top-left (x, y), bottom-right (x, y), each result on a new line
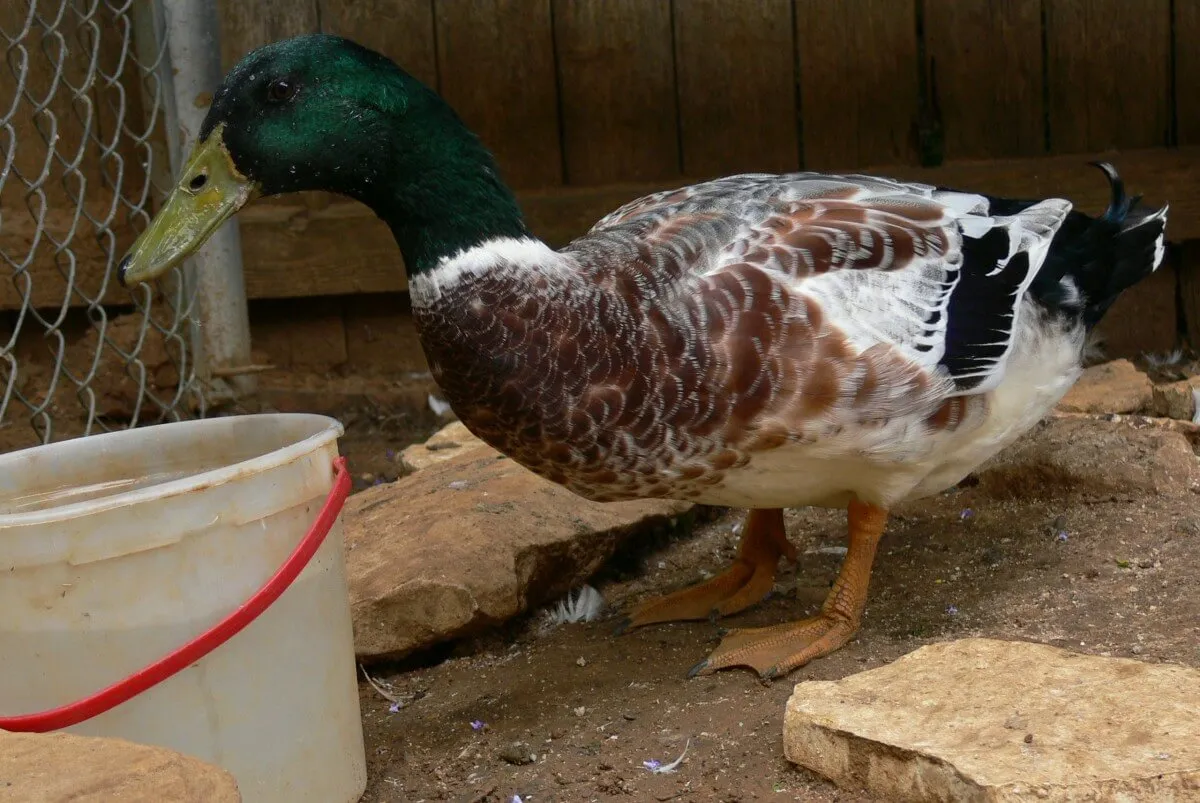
top-left (267, 78), bottom-right (298, 103)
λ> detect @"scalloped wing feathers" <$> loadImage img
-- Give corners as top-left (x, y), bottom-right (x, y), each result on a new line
top-left (585, 173), bottom-right (1071, 395)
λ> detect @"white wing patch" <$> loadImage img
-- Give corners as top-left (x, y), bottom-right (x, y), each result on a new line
top-left (793, 196), bottom-right (1072, 396)
top-left (797, 254), bottom-right (959, 365)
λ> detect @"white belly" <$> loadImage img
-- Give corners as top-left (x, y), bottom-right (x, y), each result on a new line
top-left (692, 305), bottom-right (1085, 510)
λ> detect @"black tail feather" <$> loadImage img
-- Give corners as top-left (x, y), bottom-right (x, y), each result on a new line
top-left (1026, 161), bottom-right (1168, 329)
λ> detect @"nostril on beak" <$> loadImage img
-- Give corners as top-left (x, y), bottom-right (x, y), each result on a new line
top-left (117, 255), bottom-right (131, 288)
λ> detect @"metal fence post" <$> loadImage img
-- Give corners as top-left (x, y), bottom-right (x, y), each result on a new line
top-left (156, 0), bottom-right (255, 399)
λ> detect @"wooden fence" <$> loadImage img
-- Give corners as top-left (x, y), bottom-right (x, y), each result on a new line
top-left (221, 0), bottom-right (1199, 303)
top-left (6, 0), bottom-right (1199, 338)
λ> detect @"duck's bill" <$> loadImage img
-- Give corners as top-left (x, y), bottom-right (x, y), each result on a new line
top-left (118, 125), bottom-right (258, 288)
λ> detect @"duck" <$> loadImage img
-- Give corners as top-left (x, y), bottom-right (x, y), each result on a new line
top-left (118, 34), bottom-right (1169, 680)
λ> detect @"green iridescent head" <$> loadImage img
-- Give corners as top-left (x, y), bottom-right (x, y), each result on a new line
top-left (120, 34), bottom-right (525, 286)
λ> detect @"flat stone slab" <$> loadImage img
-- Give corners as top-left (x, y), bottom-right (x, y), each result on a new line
top-left (346, 423), bottom-right (693, 661)
top-left (0, 730), bottom-right (240, 802)
top-left (1152, 377), bottom-right (1200, 422)
top-left (974, 415), bottom-right (1197, 500)
top-left (784, 638), bottom-right (1200, 801)
top-left (397, 419), bottom-right (476, 473)
top-left (1057, 359), bottom-right (1152, 415)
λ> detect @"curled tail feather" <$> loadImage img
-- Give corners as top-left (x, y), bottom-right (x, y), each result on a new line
top-left (1029, 161), bottom-right (1168, 329)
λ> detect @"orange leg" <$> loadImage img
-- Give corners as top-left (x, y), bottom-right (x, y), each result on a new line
top-left (616, 509), bottom-right (796, 633)
top-left (689, 500), bottom-right (888, 680)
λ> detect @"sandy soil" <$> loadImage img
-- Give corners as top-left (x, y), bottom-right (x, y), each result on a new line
top-left (351, 466), bottom-right (1199, 802)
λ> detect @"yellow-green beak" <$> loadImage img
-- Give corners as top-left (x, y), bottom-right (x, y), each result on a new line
top-left (118, 125), bottom-right (258, 288)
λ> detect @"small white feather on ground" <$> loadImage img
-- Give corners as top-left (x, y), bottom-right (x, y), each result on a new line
top-left (427, 393), bottom-right (453, 416)
top-left (538, 585), bottom-right (605, 633)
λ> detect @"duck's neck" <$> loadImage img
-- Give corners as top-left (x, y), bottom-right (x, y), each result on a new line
top-left (357, 100), bottom-right (530, 277)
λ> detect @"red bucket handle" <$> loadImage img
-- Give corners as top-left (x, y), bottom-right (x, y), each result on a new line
top-left (0, 456), bottom-right (352, 733)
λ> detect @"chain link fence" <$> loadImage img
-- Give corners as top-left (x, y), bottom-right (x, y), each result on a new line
top-left (0, 0), bottom-right (203, 453)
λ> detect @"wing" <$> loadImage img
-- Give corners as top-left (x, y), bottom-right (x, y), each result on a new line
top-left (571, 173), bottom-right (1073, 399)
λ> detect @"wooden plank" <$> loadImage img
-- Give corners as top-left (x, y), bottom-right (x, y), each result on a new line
top-left (1181, 242), bottom-right (1200, 349)
top-left (220, 146), bottom-right (1200, 300)
top-left (0, 199), bottom-right (400, 308)
top-left (673, 0), bottom-right (798, 176)
top-left (250, 297), bottom-right (347, 370)
top-left (225, 199), bottom-right (402, 298)
top-left (794, 0), bottom-right (920, 169)
top-left (922, 0), bottom-right (1044, 160)
top-left (342, 294), bottom-right (431, 374)
top-left (1175, 1), bottom-right (1200, 146)
top-left (218, 0), bottom-right (320, 69)
top-left (6, 146), bottom-right (1197, 309)
top-left (553, 0), bottom-right (680, 185)
top-left (318, 0), bottom-right (437, 88)
top-left (433, 0), bottom-right (560, 189)
top-left (1045, 0), bottom-right (1171, 153)
top-left (1092, 259), bottom-right (1178, 357)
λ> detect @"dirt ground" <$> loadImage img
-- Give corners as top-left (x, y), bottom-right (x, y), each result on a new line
top-left (349, 445), bottom-right (1200, 803)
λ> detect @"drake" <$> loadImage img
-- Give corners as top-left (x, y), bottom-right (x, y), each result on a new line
top-left (119, 34), bottom-right (1169, 679)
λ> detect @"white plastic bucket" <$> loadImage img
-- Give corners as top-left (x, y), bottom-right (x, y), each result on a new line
top-left (0, 413), bottom-right (367, 803)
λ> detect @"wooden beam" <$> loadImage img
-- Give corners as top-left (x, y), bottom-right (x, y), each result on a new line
top-left (1181, 241), bottom-right (1200, 349)
top-left (855, 147), bottom-right (1187, 213)
top-left (4, 146), bottom-right (1197, 309)
top-left (229, 145), bottom-right (1194, 300)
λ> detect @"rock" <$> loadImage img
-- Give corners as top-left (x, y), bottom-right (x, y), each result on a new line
top-left (1151, 377), bottom-right (1200, 422)
top-left (345, 426), bottom-right (693, 661)
top-left (498, 742), bottom-right (535, 765)
top-left (0, 730), bottom-right (240, 802)
top-left (398, 420), bottom-right (476, 473)
top-left (974, 415), bottom-right (1197, 499)
top-left (783, 638), bottom-right (1200, 802)
top-left (1056, 359), bottom-right (1152, 414)
top-left (1119, 413), bottom-right (1200, 454)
